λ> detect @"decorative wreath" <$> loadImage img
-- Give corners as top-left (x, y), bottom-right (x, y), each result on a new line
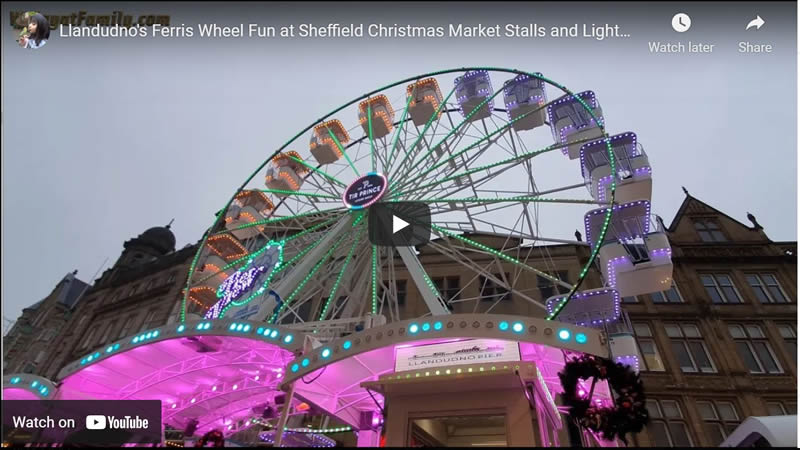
top-left (559, 354), bottom-right (648, 443)
top-left (195, 429), bottom-right (225, 447)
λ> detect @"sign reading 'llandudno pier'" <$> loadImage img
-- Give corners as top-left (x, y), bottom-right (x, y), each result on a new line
top-left (394, 339), bottom-right (520, 372)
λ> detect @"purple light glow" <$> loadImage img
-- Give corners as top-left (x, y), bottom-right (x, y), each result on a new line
top-left (579, 132), bottom-right (638, 178)
top-left (583, 200), bottom-right (652, 248)
top-left (615, 354), bottom-right (640, 372)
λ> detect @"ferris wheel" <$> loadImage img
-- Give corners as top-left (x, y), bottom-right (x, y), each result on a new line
top-left (179, 67), bottom-right (670, 335)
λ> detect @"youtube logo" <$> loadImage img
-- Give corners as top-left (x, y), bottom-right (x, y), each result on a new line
top-left (368, 202), bottom-right (431, 247)
top-left (86, 415), bottom-right (106, 430)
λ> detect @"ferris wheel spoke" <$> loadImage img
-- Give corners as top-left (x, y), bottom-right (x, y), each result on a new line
top-left (424, 237), bottom-right (547, 311)
top-left (383, 87), bottom-right (416, 173)
top-left (392, 196), bottom-right (607, 207)
top-left (429, 223), bottom-right (571, 289)
top-left (210, 207), bottom-right (346, 236)
top-left (389, 86), bottom-right (505, 192)
top-left (288, 156), bottom-right (349, 189)
top-left (387, 85), bottom-right (457, 180)
top-left (318, 227), bottom-right (366, 321)
top-left (390, 139), bottom-right (577, 199)
top-left (393, 100), bottom-right (564, 194)
top-left (326, 126), bottom-right (360, 177)
top-left (259, 189), bottom-right (340, 200)
top-left (269, 218), bottom-right (364, 323)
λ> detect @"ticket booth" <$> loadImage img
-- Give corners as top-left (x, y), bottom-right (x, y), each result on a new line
top-left (280, 314), bottom-right (612, 447)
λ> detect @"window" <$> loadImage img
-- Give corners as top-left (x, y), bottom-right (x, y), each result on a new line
top-left (98, 321), bottom-right (117, 345)
top-left (145, 277), bottom-right (158, 292)
top-left (650, 282), bottom-right (683, 303)
top-left (396, 280), bottom-right (408, 306)
top-left (166, 271), bottom-right (177, 285)
top-left (665, 323), bottom-right (716, 373)
top-left (777, 324), bottom-right (796, 363)
top-left (766, 401), bottom-right (797, 416)
top-left (537, 271), bottom-right (569, 300)
top-left (479, 273), bottom-right (511, 302)
top-left (138, 310), bottom-right (157, 332)
top-left (694, 219), bottom-right (726, 242)
top-left (127, 283), bottom-right (140, 298)
top-left (729, 324), bottom-right (783, 374)
top-left (118, 314), bottom-right (138, 339)
top-left (633, 323), bottom-right (665, 371)
top-left (108, 291), bottom-right (120, 304)
top-left (646, 399), bottom-right (694, 447)
top-left (697, 400), bottom-right (740, 445)
top-left (80, 328), bottom-right (97, 349)
top-left (431, 276), bottom-right (460, 302)
top-left (700, 274), bottom-right (742, 304)
top-left (746, 273), bottom-right (789, 303)
top-left (621, 296), bottom-right (638, 303)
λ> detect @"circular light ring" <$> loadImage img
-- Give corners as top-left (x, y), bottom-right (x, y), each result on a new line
top-left (301, 358), bottom-right (310, 367)
top-left (433, 321), bottom-right (443, 331)
top-left (512, 322), bottom-right (524, 333)
top-left (558, 329), bottom-right (571, 341)
top-left (576, 333), bottom-right (588, 344)
top-left (498, 321), bottom-right (509, 331)
top-left (408, 323), bottom-right (420, 334)
top-left (321, 348), bottom-right (331, 359)
top-left (343, 340), bottom-right (352, 350)
top-left (421, 323), bottom-right (431, 332)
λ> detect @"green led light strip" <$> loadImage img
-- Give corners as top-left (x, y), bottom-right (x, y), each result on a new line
top-left (259, 189), bottom-right (339, 200)
top-left (192, 215), bottom-right (341, 287)
top-left (384, 85), bottom-right (416, 172)
top-left (213, 208), bottom-right (345, 236)
top-left (388, 84), bottom-right (457, 181)
top-left (389, 197), bottom-right (607, 206)
top-left (268, 217), bottom-right (358, 323)
top-left (318, 227), bottom-right (364, 320)
top-left (430, 224), bottom-right (565, 287)
top-left (288, 156), bottom-right (348, 188)
top-left (328, 126), bottom-right (359, 176)
top-left (546, 99), bottom-right (615, 320)
top-left (367, 103), bottom-right (375, 172)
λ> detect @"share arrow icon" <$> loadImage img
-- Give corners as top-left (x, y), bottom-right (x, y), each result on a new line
top-left (746, 15), bottom-right (765, 30)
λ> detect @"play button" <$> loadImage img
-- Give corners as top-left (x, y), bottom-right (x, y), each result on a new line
top-left (369, 202), bottom-right (431, 247)
top-left (392, 215), bottom-right (410, 234)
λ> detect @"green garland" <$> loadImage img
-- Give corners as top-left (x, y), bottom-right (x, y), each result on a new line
top-left (559, 355), bottom-right (648, 443)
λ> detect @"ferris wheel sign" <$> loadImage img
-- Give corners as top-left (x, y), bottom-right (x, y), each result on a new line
top-left (205, 244), bottom-right (282, 319)
top-left (342, 172), bottom-right (387, 210)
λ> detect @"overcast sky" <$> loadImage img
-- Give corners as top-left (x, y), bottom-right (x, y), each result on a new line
top-left (2, 2), bottom-right (796, 326)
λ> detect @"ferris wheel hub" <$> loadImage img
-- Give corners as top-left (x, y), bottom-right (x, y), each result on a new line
top-left (342, 172), bottom-right (388, 210)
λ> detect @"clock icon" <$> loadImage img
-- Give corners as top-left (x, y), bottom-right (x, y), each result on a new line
top-left (671, 13), bottom-right (691, 33)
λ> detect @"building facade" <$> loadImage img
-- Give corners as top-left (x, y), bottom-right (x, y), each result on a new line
top-left (4, 224), bottom-right (199, 381)
top-left (625, 193), bottom-right (796, 447)
top-left (3, 271), bottom-right (90, 374)
top-left (3, 193), bottom-right (795, 447)
top-left (293, 191), bottom-right (794, 447)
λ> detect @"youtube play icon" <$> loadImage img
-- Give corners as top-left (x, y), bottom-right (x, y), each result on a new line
top-left (368, 202), bottom-right (431, 247)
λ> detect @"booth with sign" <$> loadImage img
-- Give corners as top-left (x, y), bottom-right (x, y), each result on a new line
top-left (278, 314), bottom-right (611, 447)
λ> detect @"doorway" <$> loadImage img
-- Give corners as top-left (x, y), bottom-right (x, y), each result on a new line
top-left (408, 414), bottom-right (507, 447)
